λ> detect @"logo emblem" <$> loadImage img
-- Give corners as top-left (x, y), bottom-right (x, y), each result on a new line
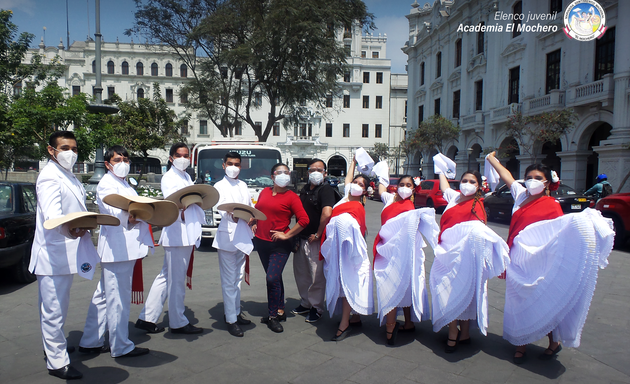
top-left (81, 263), bottom-right (92, 273)
top-left (563, 0), bottom-right (607, 41)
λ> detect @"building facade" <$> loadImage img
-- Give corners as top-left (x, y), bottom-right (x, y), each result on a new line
top-left (403, 0), bottom-right (630, 192)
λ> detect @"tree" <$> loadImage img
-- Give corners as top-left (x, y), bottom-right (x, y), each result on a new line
top-left (127, 0), bottom-right (373, 142)
top-left (372, 142), bottom-right (390, 163)
top-left (408, 115), bottom-right (460, 159)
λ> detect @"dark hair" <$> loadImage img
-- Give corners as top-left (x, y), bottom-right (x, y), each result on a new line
top-left (307, 158), bottom-right (326, 171)
top-left (397, 174), bottom-right (414, 186)
top-left (461, 170), bottom-right (483, 188)
top-left (224, 151), bottom-right (241, 163)
top-left (104, 145), bottom-right (129, 162)
top-left (461, 170), bottom-right (486, 223)
top-left (524, 163), bottom-right (552, 182)
top-left (271, 162), bottom-right (289, 175)
top-left (169, 142), bottom-right (189, 157)
top-left (48, 131), bottom-right (76, 148)
top-left (352, 174), bottom-right (370, 191)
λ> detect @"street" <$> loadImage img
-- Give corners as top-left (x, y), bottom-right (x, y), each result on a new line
top-left (1, 199), bottom-right (629, 384)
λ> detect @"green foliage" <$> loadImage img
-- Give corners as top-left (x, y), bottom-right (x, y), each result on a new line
top-left (407, 115), bottom-right (460, 157)
top-left (372, 142), bottom-right (390, 162)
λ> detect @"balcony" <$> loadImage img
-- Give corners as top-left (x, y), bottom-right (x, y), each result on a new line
top-left (460, 111), bottom-right (485, 132)
top-left (491, 103), bottom-right (521, 123)
top-left (278, 135), bottom-right (328, 150)
top-left (523, 90), bottom-right (565, 114)
top-left (566, 74), bottom-right (614, 108)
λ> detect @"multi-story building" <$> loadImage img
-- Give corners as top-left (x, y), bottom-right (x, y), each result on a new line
top-left (23, 24), bottom-right (408, 179)
top-left (403, 0), bottom-right (629, 192)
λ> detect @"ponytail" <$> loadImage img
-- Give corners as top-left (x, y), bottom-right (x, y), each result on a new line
top-left (470, 189), bottom-right (487, 224)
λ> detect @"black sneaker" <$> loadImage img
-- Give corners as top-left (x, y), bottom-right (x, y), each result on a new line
top-left (305, 307), bottom-right (321, 323)
top-left (266, 317), bottom-right (283, 333)
top-left (291, 305), bottom-right (310, 315)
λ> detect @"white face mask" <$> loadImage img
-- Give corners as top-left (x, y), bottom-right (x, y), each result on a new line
top-left (397, 186), bottom-right (413, 200)
top-left (459, 182), bottom-right (478, 197)
top-left (112, 162), bottom-right (130, 178)
top-left (525, 179), bottom-right (546, 195)
top-left (349, 183), bottom-right (364, 197)
top-left (309, 171), bottom-right (324, 186)
top-left (54, 149), bottom-right (78, 171)
top-left (225, 165), bottom-right (240, 179)
top-left (274, 173), bottom-right (291, 188)
top-left (172, 157), bottom-right (190, 171)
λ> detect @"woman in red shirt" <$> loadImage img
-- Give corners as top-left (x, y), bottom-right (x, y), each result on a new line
top-left (252, 163), bottom-right (309, 333)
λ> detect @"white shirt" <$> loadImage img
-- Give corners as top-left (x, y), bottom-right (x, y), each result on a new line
top-left (212, 176), bottom-right (253, 252)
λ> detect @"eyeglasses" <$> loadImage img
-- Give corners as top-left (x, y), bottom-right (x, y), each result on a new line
top-left (307, 168), bottom-right (325, 173)
top-left (273, 170), bottom-right (290, 175)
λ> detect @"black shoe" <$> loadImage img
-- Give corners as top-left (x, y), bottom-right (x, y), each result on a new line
top-left (386, 323), bottom-right (399, 346)
top-left (227, 322), bottom-right (244, 337)
top-left (513, 350), bottom-right (527, 364)
top-left (236, 313), bottom-right (252, 325)
top-left (78, 345), bottom-right (110, 354)
top-left (135, 319), bottom-right (165, 334)
top-left (266, 317), bottom-right (283, 333)
top-left (305, 307), bottom-right (321, 323)
top-left (170, 323), bottom-right (204, 334)
top-left (445, 331), bottom-right (460, 354)
top-left (331, 326), bottom-right (350, 341)
top-left (67, 346), bottom-right (76, 354)
top-left (539, 344), bottom-right (562, 360)
top-left (291, 305), bottom-right (310, 315)
top-left (116, 347), bottom-right (150, 358)
top-left (48, 365), bottom-right (82, 380)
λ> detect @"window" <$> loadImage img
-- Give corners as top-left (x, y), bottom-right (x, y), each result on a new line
top-left (376, 72), bottom-right (383, 84)
top-left (375, 96), bottom-right (382, 109)
top-left (344, 72), bottom-right (351, 82)
top-left (72, 85), bottom-right (81, 96)
top-left (136, 62), bottom-right (143, 76)
top-left (434, 98), bottom-right (441, 116)
top-left (375, 124), bottom-right (382, 138)
top-left (165, 63), bottom-right (173, 77)
top-left (180, 91), bottom-right (188, 104)
top-left (363, 72), bottom-right (370, 83)
top-left (137, 88), bottom-right (145, 99)
top-left (122, 61), bottom-right (129, 75)
top-left (343, 123), bottom-right (350, 137)
top-left (404, 100), bottom-right (408, 121)
top-left (418, 105), bottom-right (424, 123)
top-left (220, 66), bottom-right (228, 79)
top-left (477, 23), bottom-right (484, 54)
top-left (344, 43), bottom-right (351, 56)
top-left (200, 120), bottom-right (208, 135)
top-left (180, 64), bottom-right (188, 77)
top-left (273, 122), bottom-right (280, 136)
top-left (436, 52), bottom-right (442, 78)
top-left (181, 120), bottom-right (189, 135)
top-left (13, 82), bottom-right (22, 96)
top-left (362, 124), bottom-right (369, 138)
top-left (513, 1), bottom-right (522, 38)
top-left (361, 50), bottom-right (366, 58)
top-left (107, 86), bottom-right (115, 100)
top-left (509, 67), bottom-right (520, 104)
top-left (546, 49), bottom-right (561, 94)
top-left (550, 0), bottom-right (562, 13)
top-left (107, 60), bottom-right (114, 74)
top-left (21, 185), bottom-right (36, 213)
top-left (453, 90), bottom-right (460, 119)
top-left (363, 96), bottom-right (369, 108)
top-left (343, 94), bottom-right (350, 108)
top-left (165, 88), bottom-right (173, 102)
top-left (308, 124), bottom-right (312, 137)
top-left (595, 27), bottom-right (615, 80)
top-left (372, 51), bottom-right (379, 58)
top-left (455, 39), bottom-right (462, 67)
top-left (325, 94), bottom-right (333, 108)
top-left (92, 60), bottom-right (96, 73)
top-left (326, 123), bottom-right (333, 137)
top-left (151, 63), bottom-right (158, 76)
top-left (235, 121), bottom-right (243, 135)
top-left (475, 80), bottom-right (483, 111)
top-left (254, 92), bottom-right (262, 107)
top-left (420, 62), bottom-right (425, 85)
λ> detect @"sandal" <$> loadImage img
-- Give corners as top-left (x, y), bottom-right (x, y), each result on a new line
top-left (539, 344), bottom-right (562, 360)
top-left (386, 322), bottom-right (399, 346)
top-left (445, 331), bottom-right (460, 353)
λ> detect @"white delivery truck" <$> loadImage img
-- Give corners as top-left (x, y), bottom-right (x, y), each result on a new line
top-left (192, 141), bottom-right (283, 241)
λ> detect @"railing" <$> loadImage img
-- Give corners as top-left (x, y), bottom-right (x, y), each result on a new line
top-left (492, 103), bottom-right (521, 121)
top-left (528, 94), bottom-right (550, 110)
top-left (462, 114), bottom-right (476, 125)
top-left (575, 80), bottom-right (604, 98)
top-left (566, 74), bottom-right (614, 107)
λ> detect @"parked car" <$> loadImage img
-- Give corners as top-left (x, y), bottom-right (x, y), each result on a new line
top-left (596, 193), bottom-right (630, 248)
top-left (325, 176), bottom-right (340, 188)
top-left (0, 182), bottom-right (37, 283)
top-left (484, 181), bottom-right (595, 222)
top-left (413, 179), bottom-right (460, 212)
top-left (372, 177), bottom-right (400, 202)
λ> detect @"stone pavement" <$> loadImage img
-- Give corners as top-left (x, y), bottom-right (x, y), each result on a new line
top-left (1, 199), bottom-right (629, 383)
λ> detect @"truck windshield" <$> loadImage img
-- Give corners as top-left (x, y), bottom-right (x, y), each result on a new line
top-left (197, 148), bottom-right (282, 188)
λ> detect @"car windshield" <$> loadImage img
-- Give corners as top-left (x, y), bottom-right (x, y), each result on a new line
top-left (448, 181), bottom-right (460, 190)
top-left (0, 185), bottom-right (12, 213)
top-left (197, 148), bottom-right (282, 188)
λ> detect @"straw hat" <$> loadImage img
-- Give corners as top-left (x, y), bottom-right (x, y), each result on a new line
top-left (217, 203), bottom-right (267, 221)
top-left (102, 194), bottom-right (180, 226)
top-left (165, 184), bottom-right (220, 210)
top-left (44, 211), bottom-right (120, 231)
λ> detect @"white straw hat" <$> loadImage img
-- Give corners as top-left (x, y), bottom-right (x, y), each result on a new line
top-left (102, 194), bottom-right (180, 226)
top-left (217, 203), bottom-right (267, 221)
top-left (165, 184), bottom-right (220, 210)
top-left (44, 211), bottom-right (120, 230)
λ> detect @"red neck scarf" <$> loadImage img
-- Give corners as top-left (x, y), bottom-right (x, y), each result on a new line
top-left (373, 199), bottom-right (415, 259)
top-left (439, 197), bottom-right (486, 243)
top-left (319, 201), bottom-right (366, 260)
top-left (507, 196), bottom-right (563, 248)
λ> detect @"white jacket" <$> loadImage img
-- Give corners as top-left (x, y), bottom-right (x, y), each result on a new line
top-left (158, 166), bottom-right (201, 247)
top-left (212, 176), bottom-right (253, 252)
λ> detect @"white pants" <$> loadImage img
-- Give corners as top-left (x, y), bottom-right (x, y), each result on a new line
top-left (140, 246), bottom-right (193, 329)
top-left (293, 239), bottom-right (326, 313)
top-left (217, 248), bottom-right (246, 323)
top-left (79, 260), bottom-right (136, 357)
top-left (37, 274), bottom-right (73, 370)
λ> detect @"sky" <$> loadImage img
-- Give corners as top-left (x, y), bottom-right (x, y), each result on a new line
top-left (3, 0), bottom-right (422, 74)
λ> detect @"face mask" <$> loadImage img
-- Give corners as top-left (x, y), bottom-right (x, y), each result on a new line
top-left (309, 171), bottom-right (324, 186)
top-left (172, 157), bottom-right (190, 172)
top-left (225, 165), bottom-right (240, 179)
top-left (349, 183), bottom-right (364, 197)
top-left (54, 149), bottom-right (78, 171)
top-left (459, 182), bottom-right (478, 197)
top-left (525, 179), bottom-right (546, 195)
top-left (274, 173), bottom-right (291, 188)
top-left (112, 162), bottom-right (130, 178)
top-left (397, 186), bottom-right (413, 200)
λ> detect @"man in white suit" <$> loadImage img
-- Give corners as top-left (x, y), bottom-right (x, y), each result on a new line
top-left (213, 151), bottom-right (253, 337)
top-left (30, 131), bottom-right (94, 380)
top-left (136, 143), bottom-right (204, 334)
top-left (78, 145), bottom-right (152, 358)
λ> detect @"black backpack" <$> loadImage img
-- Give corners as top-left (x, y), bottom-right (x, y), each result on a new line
top-left (601, 182), bottom-right (613, 198)
top-left (310, 183), bottom-right (342, 209)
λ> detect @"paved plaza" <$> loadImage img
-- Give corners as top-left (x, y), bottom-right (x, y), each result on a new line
top-left (1, 200), bottom-right (629, 384)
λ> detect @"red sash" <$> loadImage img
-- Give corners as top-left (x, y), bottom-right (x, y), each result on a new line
top-left (319, 201), bottom-right (366, 260)
top-left (507, 196), bottom-right (563, 248)
top-left (373, 199), bottom-right (415, 259)
top-left (438, 198), bottom-right (486, 243)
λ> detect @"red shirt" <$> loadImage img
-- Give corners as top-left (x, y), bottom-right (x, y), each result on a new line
top-left (254, 187), bottom-right (309, 242)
